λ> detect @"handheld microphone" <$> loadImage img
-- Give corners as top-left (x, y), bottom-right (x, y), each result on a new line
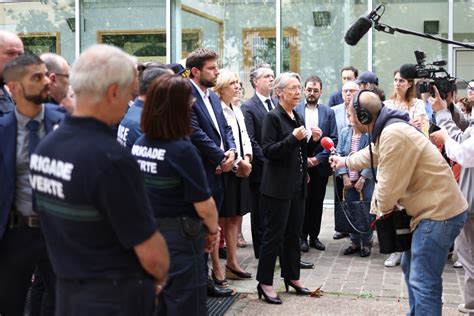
top-left (321, 137), bottom-right (338, 156)
top-left (344, 4), bottom-right (383, 46)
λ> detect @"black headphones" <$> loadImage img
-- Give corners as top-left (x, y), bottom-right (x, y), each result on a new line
top-left (352, 89), bottom-right (373, 125)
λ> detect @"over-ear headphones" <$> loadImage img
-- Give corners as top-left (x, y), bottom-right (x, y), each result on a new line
top-left (352, 89), bottom-right (373, 125)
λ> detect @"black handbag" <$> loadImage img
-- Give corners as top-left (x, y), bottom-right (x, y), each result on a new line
top-left (374, 209), bottom-right (412, 254)
top-left (334, 175), bottom-right (373, 234)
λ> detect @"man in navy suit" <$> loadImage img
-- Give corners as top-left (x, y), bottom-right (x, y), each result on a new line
top-left (0, 54), bottom-right (64, 316)
top-left (240, 63), bottom-right (275, 259)
top-left (296, 75), bottom-right (338, 252)
top-left (186, 48), bottom-right (236, 297)
top-left (0, 31), bottom-right (24, 117)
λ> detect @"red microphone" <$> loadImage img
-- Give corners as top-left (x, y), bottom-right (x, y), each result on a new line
top-left (321, 137), bottom-right (338, 156)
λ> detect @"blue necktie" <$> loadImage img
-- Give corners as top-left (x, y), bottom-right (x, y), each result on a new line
top-left (26, 120), bottom-right (40, 156)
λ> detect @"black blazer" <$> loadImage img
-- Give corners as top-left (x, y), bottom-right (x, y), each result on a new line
top-left (260, 103), bottom-right (317, 200)
top-left (241, 94), bottom-right (277, 184)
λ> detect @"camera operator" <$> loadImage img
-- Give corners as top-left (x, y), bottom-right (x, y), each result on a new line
top-left (430, 85), bottom-right (474, 315)
top-left (329, 90), bottom-right (467, 316)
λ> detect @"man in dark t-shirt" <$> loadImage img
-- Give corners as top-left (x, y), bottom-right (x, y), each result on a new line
top-left (29, 44), bottom-right (169, 315)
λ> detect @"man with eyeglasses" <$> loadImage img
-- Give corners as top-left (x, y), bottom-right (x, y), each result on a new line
top-left (331, 80), bottom-right (360, 240)
top-left (296, 75), bottom-right (337, 253)
top-left (328, 66), bottom-right (359, 107)
top-left (0, 30), bottom-right (24, 117)
top-left (41, 53), bottom-right (74, 115)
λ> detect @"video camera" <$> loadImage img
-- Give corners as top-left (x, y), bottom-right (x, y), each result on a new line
top-left (400, 51), bottom-right (456, 99)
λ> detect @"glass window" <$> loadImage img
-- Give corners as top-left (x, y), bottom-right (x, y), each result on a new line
top-left (453, 0), bottom-right (474, 96)
top-left (0, 0), bottom-right (75, 63)
top-left (372, 0), bottom-right (449, 97)
top-left (181, 0), bottom-right (275, 100)
top-left (282, 0), bottom-right (369, 105)
top-left (80, 0), bottom-right (166, 63)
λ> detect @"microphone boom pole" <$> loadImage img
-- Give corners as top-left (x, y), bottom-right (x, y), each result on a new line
top-left (374, 22), bottom-right (474, 50)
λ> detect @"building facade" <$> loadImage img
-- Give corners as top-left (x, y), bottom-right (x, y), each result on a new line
top-left (1, 0), bottom-right (472, 102)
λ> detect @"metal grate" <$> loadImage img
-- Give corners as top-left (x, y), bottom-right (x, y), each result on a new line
top-left (207, 293), bottom-right (241, 316)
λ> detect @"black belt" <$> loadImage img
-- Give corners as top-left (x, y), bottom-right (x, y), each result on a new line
top-left (156, 216), bottom-right (204, 238)
top-left (9, 210), bottom-right (40, 229)
top-left (60, 272), bottom-right (152, 285)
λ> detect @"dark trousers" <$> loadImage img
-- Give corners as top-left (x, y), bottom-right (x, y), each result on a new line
top-left (158, 230), bottom-right (207, 316)
top-left (301, 168), bottom-right (329, 240)
top-left (249, 182), bottom-right (264, 259)
top-left (334, 175), bottom-right (344, 232)
top-left (0, 227), bottom-right (56, 316)
top-left (56, 276), bottom-right (156, 316)
top-left (256, 190), bottom-right (305, 285)
top-left (30, 267), bottom-right (55, 316)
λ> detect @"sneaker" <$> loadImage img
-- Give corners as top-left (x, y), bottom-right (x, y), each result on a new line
top-left (453, 260), bottom-right (463, 268)
top-left (384, 252), bottom-right (402, 267)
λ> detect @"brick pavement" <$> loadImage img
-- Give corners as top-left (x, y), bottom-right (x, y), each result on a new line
top-left (225, 203), bottom-right (466, 315)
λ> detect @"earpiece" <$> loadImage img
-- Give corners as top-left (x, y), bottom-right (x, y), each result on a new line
top-left (352, 89), bottom-right (373, 125)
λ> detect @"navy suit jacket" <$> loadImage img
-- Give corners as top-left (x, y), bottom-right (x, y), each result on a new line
top-left (0, 107), bottom-right (64, 238)
top-left (241, 94), bottom-right (277, 184)
top-left (189, 82), bottom-right (236, 192)
top-left (295, 101), bottom-right (338, 177)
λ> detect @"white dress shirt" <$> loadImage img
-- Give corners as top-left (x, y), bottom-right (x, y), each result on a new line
top-left (304, 103), bottom-right (319, 140)
top-left (256, 92), bottom-right (274, 112)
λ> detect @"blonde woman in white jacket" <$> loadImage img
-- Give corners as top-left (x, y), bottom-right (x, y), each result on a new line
top-left (211, 69), bottom-right (253, 285)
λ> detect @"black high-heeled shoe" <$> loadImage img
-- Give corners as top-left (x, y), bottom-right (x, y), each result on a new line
top-left (284, 279), bottom-right (312, 295)
top-left (212, 270), bottom-right (228, 287)
top-left (257, 283), bottom-right (282, 304)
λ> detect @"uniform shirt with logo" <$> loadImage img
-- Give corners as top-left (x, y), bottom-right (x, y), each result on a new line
top-left (30, 116), bottom-right (157, 279)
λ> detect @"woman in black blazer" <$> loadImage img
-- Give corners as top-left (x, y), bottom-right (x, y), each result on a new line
top-left (256, 72), bottom-right (322, 304)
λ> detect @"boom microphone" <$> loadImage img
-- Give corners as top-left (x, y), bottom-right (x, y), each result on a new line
top-left (344, 4), bottom-right (383, 46)
top-left (321, 137), bottom-right (338, 156)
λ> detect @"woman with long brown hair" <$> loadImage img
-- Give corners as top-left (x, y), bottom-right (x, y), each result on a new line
top-left (132, 74), bottom-right (219, 315)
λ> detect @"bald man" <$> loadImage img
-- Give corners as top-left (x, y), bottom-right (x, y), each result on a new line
top-left (40, 53), bottom-right (74, 114)
top-left (0, 31), bottom-right (24, 116)
top-left (330, 90), bottom-right (467, 316)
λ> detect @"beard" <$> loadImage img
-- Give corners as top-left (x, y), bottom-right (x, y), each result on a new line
top-left (24, 90), bottom-right (49, 104)
top-left (199, 76), bottom-right (216, 88)
top-left (306, 96), bottom-right (319, 105)
top-left (21, 84), bottom-right (49, 104)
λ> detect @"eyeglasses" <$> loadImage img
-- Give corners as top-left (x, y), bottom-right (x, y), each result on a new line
top-left (468, 86), bottom-right (474, 91)
top-left (285, 85), bottom-right (301, 92)
top-left (55, 73), bottom-right (69, 79)
top-left (305, 88), bottom-right (320, 94)
top-left (342, 89), bottom-right (358, 94)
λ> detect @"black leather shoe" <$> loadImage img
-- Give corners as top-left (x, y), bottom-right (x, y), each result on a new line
top-left (219, 247), bottom-right (227, 259)
top-left (284, 279), bottom-right (312, 295)
top-left (300, 239), bottom-right (309, 253)
top-left (207, 280), bottom-right (233, 297)
top-left (309, 238), bottom-right (326, 251)
top-left (343, 245), bottom-right (361, 255)
top-left (257, 283), bottom-right (282, 304)
top-left (225, 265), bottom-right (252, 280)
top-left (333, 232), bottom-right (349, 240)
top-left (299, 260), bottom-right (314, 269)
top-left (360, 247), bottom-right (371, 257)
